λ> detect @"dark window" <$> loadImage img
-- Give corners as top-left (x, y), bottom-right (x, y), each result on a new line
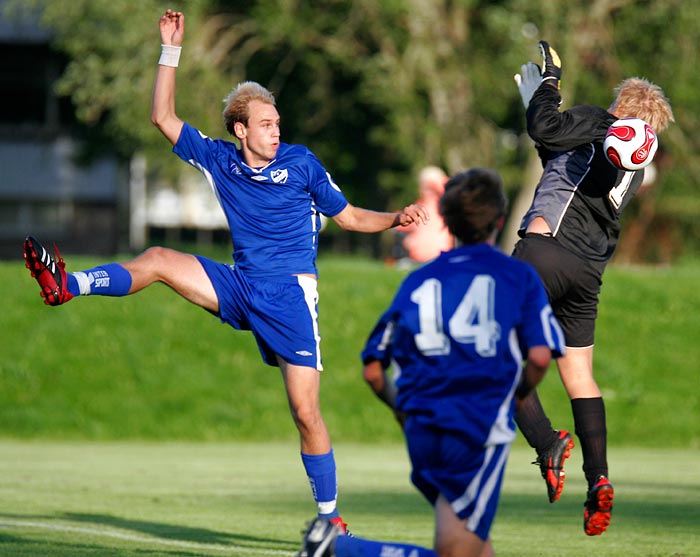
top-left (0, 42), bottom-right (74, 129)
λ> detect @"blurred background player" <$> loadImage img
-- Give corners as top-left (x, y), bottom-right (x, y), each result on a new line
top-left (297, 168), bottom-right (565, 557)
top-left (22, 9), bottom-right (429, 532)
top-left (397, 166), bottom-right (454, 267)
top-left (513, 41), bottom-right (674, 535)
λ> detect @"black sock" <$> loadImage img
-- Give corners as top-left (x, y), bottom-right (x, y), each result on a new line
top-left (571, 397), bottom-right (608, 488)
top-left (515, 391), bottom-right (559, 453)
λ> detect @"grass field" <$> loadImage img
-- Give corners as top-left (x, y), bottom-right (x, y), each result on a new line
top-left (0, 440), bottom-right (698, 557)
top-left (2, 253), bottom-right (699, 445)
top-left (2, 252), bottom-right (699, 555)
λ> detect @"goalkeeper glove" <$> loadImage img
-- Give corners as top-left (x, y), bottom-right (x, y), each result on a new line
top-left (539, 40), bottom-right (562, 87)
top-left (514, 62), bottom-right (542, 109)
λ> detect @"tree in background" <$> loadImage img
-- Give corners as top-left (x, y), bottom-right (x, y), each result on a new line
top-left (6, 0), bottom-right (700, 261)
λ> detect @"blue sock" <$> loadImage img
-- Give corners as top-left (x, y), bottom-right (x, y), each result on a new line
top-left (66, 274), bottom-right (81, 296)
top-left (301, 450), bottom-right (339, 518)
top-left (68, 263), bottom-right (133, 297)
top-left (335, 535), bottom-right (437, 557)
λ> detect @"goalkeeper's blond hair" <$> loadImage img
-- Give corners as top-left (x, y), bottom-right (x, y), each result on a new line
top-left (610, 78), bottom-right (674, 133)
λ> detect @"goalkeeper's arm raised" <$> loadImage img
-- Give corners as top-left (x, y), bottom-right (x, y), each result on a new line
top-left (514, 40), bottom-right (562, 109)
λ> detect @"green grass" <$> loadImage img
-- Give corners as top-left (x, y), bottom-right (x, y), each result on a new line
top-left (3, 252), bottom-right (700, 555)
top-left (594, 263), bottom-right (700, 446)
top-left (0, 440), bottom-right (697, 557)
top-left (2, 253), bottom-right (699, 445)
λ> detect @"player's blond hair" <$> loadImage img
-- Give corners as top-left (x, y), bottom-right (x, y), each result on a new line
top-left (610, 78), bottom-right (674, 133)
top-left (439, 168), bottom-right (507, 245)
top-left (222, 81), bottom-right (276, 135)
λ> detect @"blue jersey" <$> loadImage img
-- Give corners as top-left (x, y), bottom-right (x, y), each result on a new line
top-left (362, 243), bottom-right (565, 447)
top-left (173, 123), bottom-right (349, 279)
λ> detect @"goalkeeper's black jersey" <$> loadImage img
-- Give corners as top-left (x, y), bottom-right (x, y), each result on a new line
top-left (518, 84), bottom-right (645, 271)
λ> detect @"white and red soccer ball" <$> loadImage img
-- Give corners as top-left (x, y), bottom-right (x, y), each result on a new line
top-left (603, 117), bottom-right (658, 171)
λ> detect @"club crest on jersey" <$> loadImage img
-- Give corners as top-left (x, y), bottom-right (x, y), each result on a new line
top-left (271, 169), bottom-right (289, 184)
top-left (229, 162), bottom-right (242, 175)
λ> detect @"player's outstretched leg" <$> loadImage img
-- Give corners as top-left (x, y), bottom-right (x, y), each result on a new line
top-left (583, 475), bottom-right (614, 536)
top-left (297, 517), bottom-right (340, 557)
top-left (533, 429), bottom-right (575, 503)
top-left (23, 236), bottom-right (74, 306)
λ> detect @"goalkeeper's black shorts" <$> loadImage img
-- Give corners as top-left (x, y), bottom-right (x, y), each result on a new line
top-left (513, 233), bottom-right (602, 348)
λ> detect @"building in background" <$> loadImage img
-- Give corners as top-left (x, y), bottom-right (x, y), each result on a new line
top-left (0, 2), bottom-right (229, 259)
top-left (0, 1), bottom-right (131, 258)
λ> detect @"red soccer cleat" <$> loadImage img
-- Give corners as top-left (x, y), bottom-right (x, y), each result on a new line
top-left (584, 475), bottom-right (614, 536)
top-left (534, 429), bottom-right (575, 503)
top-left (23, 235), bottom-right (74, 306)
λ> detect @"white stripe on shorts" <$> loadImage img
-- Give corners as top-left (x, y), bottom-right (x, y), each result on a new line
top-left (451, 443), bottom-right (510, 533)
top-left (296, 275), bottom-right (323, 371)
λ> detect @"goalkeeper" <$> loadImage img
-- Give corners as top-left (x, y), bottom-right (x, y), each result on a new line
top-left (512, 41), bottom-right (674, 535)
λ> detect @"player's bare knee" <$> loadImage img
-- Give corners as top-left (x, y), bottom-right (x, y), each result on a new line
top-left (140, 246), bottom-right (187, 278)
top-left (289, 403), bottom-right (323, 433)
top-left (141, 245), bottom-right (177, 265)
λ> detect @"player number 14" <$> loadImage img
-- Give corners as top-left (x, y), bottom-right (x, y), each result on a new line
top-left (411, 275), bottom-right (501, 358)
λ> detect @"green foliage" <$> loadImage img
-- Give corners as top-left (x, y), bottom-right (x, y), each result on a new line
top-left (3, 0), bottom-right (700, 253)
top-left (2, 256), bottom-right (699, 447)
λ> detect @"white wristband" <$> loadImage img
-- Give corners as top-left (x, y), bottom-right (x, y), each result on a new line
top-left (158, 44), bottom-right (182, 67)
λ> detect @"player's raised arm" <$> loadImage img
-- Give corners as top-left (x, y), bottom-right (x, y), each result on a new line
top-left (151, 9), bottom-right (185, 145)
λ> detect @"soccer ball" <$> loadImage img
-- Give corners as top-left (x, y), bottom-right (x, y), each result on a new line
top-left (603, 117), bottom-right (658, 171)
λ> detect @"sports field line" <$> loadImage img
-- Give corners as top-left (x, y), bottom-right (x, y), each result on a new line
top-left (0, 519), bottom-right (296, 557)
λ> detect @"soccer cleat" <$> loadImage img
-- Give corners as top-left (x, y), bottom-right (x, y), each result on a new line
top-left (329, 516), bottom-right (351, 536)
top-left (533, 429), bottom-right (575, 503)
top-left (297, 517), bottom-right (340, 557)
top-left (23, 236), bottom-right (73, 306)
top-left (584, 475), bottom-right (614, 536)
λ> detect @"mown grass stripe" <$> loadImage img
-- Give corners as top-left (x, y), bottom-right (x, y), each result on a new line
top-left (0, 519), bottom-right (294, 556)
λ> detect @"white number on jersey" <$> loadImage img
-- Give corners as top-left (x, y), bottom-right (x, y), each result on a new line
top-left (411, 275), bottom-right (501, 357)
top-left (411, 278), bottom-right (450, 356)
top-left (608, 170), bottom-right (635, 213)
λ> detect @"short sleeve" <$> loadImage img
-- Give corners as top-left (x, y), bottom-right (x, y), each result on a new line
top-left (304, 151), bottom-right (348, 217)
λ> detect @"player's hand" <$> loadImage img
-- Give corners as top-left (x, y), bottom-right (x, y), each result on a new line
top-left (514, 62), bottom-right (542, 109)
top-left (539, 40), bottom-right (561, 88)
top-left (396, 203), bottom-right (429, 227)
top-left (160, 9), bottom-right (184, 46)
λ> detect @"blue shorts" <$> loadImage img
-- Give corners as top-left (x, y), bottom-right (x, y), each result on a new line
top-left (405, 419), bottom-right (510, 541)
top-left (196, 257), bottom-right (322, 369)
